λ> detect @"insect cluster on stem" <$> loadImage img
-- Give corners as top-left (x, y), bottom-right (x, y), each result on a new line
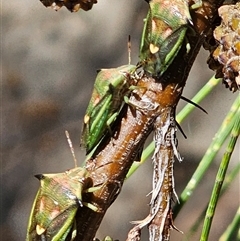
top-left (27, 0), bottom-right (202, 240)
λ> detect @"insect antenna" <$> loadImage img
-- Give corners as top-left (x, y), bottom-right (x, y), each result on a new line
top-left (180, 96), bottom-right (207, 114)
top-left (176, 96), bottom-right (207, 138)
top-left (65, 130), bottom-right (78, 168)
top-left (128, 35), bottom-right (131, 65)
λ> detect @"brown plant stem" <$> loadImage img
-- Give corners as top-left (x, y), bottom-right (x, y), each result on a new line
top-left (149, 108), bottom-right (181, 241)
top-left (74, 1), bottom-right (223, 240)
top-left (127, 107), bottom-right (181, 241)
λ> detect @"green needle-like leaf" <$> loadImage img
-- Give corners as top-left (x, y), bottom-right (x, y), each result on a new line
top-left (183, 162), bottom-right (240, 240)
top-left (219, 206), bottom-right (240, 241)
top-left (176, 76), bottom-right (221, 123)
top-left (173, 95), bottom-right (240, 217)
top-left (200, 105), bottom-right (240, 241)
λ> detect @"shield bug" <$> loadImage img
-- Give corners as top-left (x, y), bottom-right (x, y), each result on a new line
top-left (140, 0), bottom-right (193, 77)
top-left (26, 131), bottom-right (98, 241)
top-left (81, 40), bottom-right (140, 153)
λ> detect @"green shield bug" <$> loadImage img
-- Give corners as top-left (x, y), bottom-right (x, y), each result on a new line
top-left (81, 65), bottom-right (138, 153)
top-left (81, 40), bottom-right (140, 154)
top-left (140, 0), bottom-right (193, 77)
top-left (26, 131), bottom-right (98, 241)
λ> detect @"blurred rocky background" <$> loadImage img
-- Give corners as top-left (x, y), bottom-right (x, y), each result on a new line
top-left (2, 0), bottom-right (239, 240)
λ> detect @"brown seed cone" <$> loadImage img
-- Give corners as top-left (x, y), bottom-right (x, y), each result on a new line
top-left (40, 0), bottom-right (97, 12)
top-left (207, 2), bottom-right (240, 92)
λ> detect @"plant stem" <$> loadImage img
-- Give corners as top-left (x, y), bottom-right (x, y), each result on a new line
top-left (200, 104), bottom-right (240, 241)
top-left (219, 206), bottom-right (240, 241)
top-left (183, 162), bottom-right (240, 240)
top-left (173, 95), bottom-right (240, 217)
